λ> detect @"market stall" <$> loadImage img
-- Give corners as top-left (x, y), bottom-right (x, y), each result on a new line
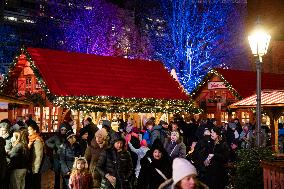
top-left (1, 47), bottom-right (198, 132)
top-left (229, 90), bottom-right (284, 152)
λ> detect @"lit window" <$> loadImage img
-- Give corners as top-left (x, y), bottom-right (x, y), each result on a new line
top-left (84, 6), bottom-right (92, 10)
top-left (207, 113), bottom-right (214, 119)
top-left (26, 77), bottom-right (32, 89)
top-left (241, 112), bottom-right (250, 124)
top-left (221, 112), bottom-right (228, 123)
top-left (22, 19), bottom-right (35, 23)
top-left (4, 16), bottom-right (18, 22)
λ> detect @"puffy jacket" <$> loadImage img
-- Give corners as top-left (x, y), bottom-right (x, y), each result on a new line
top-left (84, 138), bottom-right (108, 188)
top-left (59, 142), bottom-right (82, 175)
top-left (96, 148), bottom-right (133, 189)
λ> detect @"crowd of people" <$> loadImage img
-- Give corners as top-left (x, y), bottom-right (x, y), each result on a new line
top-left (0, 114), bottom-right (271, 189)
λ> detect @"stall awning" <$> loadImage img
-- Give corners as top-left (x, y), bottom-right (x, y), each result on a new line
top-left (229, 90), bottom-right (284, 109)
top-left (2, 47), bottom-right (199, 113)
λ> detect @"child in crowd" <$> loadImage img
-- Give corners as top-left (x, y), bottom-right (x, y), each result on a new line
top-left (128, 139), bottom-right (150, 178)
top-left (69, 157), bottom-right (92, 189)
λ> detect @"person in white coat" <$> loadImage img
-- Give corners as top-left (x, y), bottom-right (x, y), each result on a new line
top-left (128, 139), bottom-right (149, 178)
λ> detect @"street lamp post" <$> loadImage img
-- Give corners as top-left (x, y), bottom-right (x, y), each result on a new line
top-left (248, 21), bottom-right (271, 147)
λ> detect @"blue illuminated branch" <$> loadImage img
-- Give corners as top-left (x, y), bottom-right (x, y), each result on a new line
top-left (143, 1), bottom-right (247, 92)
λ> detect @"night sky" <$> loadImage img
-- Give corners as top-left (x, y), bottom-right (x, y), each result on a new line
top-left (247, 0), bottom-right (284, 40)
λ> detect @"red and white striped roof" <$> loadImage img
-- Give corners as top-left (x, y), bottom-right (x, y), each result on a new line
top-left (229, 90), bottom-right (284, 108)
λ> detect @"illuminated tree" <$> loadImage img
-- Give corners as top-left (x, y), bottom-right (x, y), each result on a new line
top-left (136, 1), bottom-right (248, 92)
top-left (52, 0), bottom-right (150, 58)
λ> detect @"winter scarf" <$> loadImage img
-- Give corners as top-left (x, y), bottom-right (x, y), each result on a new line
top-left (28, 133), bottom-right (44, 149)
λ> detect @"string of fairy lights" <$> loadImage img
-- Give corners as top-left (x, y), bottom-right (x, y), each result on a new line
top-left (1, 47), bottom-right (202, 114)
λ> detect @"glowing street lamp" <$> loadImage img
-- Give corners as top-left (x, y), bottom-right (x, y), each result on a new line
top-left (248, 21), bottom-right (271, 147)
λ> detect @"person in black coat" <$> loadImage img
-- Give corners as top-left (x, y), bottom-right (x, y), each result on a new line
top-left (137, 139), bottom-right (172, 189)
top-left (185, 118), bottom-right (198, 149)
top-left (78, 127), bottom-right (89, 156)
top-left (191, 128), bottom-right (213, 182)
top-left (83, 117), bottom-right (99, 144)
top-left (234, 118), bottom-right (243, 135)
top-left (222, 123), bottom-right (235, 146)
top-left (96, 137), bottom-right (133, 189)
top-left (0, 137), bottom-right (7, 189)
top-left (203, 127), bottom-right (230, 189)
top-left (45, 125), bottom-right (67, 189)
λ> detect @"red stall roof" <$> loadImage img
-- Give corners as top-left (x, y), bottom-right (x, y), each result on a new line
top-left (26, 47), bottom-right (189, 101)
top-left (215, 68), bottom-right (284, 98)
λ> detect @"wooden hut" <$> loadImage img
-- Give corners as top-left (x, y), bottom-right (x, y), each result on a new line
top-left (191, 68), bottom-right (284, 124)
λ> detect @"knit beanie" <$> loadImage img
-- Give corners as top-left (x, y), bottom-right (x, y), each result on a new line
top-left (172, 158), bottom-right (197, 186)
top-left (79, 127), bottom-right (88, 137)
top-left (66, 130), bottom-right (76, 140)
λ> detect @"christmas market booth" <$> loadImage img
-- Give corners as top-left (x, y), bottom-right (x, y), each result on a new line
top-left (1, 47), bottom-right (198, 132)
top-left (191, 68), bottom-right (284, 124)
top-left (229, 90), bottom-right (284, 153)
top-left (0, 93), bottom-right (30, 121)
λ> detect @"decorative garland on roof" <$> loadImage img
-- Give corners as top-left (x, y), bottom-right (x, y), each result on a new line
top-left (190, 69), bottom-right (243, 100)
top-left (53, 99), bottom-right (202, 114)
top-left (1, 47), bottom-right (202, 113)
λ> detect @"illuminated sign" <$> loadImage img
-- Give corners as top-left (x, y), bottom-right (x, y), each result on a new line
top-left (208, 82), bottom-right (227, 89)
